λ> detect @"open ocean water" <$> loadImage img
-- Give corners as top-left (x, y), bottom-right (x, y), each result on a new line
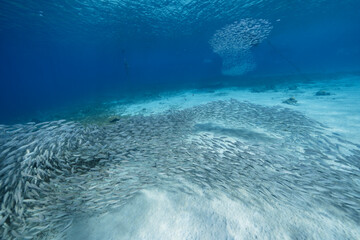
top-left (0, 1), bottom-right (360, 239)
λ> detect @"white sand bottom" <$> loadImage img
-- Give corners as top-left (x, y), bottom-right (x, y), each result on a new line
top-left (110, 75), bottom-right (360, 144)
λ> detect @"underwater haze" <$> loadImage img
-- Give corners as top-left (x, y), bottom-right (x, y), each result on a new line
top-left (1, 0), bottom-right (360, 122)
top-left (1, 0), bottom-right (360, 239)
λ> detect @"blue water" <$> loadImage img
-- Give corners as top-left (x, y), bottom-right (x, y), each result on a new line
top-left (1, 1), bottom-right (360, 240)
top-left (0, 0), bottom-right (360, 123)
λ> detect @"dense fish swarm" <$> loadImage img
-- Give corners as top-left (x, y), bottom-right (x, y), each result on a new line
top-left (209, 19), bottom-right (273, 76)
top-left (0, 100), bottom-right (360, 239)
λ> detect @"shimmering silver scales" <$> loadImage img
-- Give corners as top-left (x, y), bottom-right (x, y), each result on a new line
top-left (209, 19), bottom-right (273, 76)
top-left (0, 100), bottom-right (359, 239)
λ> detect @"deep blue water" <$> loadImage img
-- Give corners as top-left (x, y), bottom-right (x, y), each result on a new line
top-left (0, 0), bottom-right (359, 123)
top-left (1, 2), bottom-right (360, 239)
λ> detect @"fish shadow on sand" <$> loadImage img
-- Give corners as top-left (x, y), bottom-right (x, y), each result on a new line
top-left (193, 123), bottom-right (275, 142)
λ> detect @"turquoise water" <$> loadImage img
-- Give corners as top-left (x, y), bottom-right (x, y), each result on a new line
top-left (0, 1), bottom-right (360, 239)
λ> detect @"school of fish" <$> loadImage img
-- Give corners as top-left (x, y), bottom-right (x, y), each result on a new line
top-left (0, 100), bottom-right (359, 239)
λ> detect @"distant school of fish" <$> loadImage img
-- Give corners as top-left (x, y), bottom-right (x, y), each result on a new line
top-left (0, 100), bottom-right (359, 239)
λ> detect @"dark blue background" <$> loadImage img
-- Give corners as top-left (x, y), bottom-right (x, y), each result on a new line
top-left (0, 1), bottom-right (359, 123)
